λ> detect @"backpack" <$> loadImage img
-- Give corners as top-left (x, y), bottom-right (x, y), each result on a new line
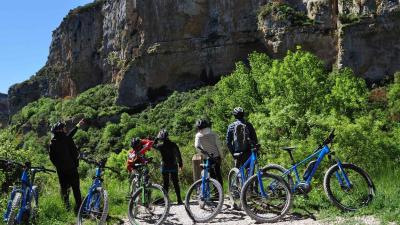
top-left (233, 120), bottom-right (250, 153)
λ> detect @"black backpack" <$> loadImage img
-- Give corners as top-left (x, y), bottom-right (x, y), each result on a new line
top-left (233, 120), bottom-right (250, 153)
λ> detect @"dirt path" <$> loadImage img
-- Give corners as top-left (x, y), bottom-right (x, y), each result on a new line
top-left (122, 200), bottom-right (382, 225)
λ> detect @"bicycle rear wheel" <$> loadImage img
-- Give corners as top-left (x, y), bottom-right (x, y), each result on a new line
top-left (241, 172), bottom-right (292, 223)
top-left (184, 178), bottom-right (224, 223)
top-left (77, 187), bottom-right (109, 225)
top-left (324, 163), bottom-right (375, 211)
top-left (7, 192), bottom-right (22, 225)
top-left (128, 184), bottom-right (170, 225)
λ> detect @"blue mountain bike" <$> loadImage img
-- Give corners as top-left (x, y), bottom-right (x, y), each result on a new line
top-left (184, 147), bottom-right (224, 223)
top-left (1, 160), bottom-right (55, 225)
top-left (228, 143), bottom-right (293, 223)
top-left (263, 129), bottom-right (375, 211)
top-left (77, 156), bottom-right (119, 225)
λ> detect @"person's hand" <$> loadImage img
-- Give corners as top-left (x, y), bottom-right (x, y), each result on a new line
top-left (179, 165), bottom-right (183, 171)
top-left (77, 119), bottom-right (85, 127)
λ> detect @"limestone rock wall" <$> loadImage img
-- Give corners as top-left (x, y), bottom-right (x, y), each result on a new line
top-left (6, 0), bottom-right (400, 113)
top-left (0, 93), bottom-right (9, 128)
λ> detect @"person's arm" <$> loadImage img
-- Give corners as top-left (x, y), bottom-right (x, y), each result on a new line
top-left (226, 124), bottom-right (234, 155)
top-left (194, 133), bottom-right (201, 152)
top-left (139, 139), bottom-right (153, 155)
top-left (215, 132), bottom-right (223, 159)
top-left (175, 144), bottom-right (183, 169)
top-left (67, 119), bottom-right (85, 138)
top-left (49, 144), bottom-right (56, 166)
top-left (247, 122), bottom-right (258, 144)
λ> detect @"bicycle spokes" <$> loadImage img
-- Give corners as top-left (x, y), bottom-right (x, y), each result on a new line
top-left (242, 174), bottom-right (292, 222)
top-left (185, 179), bottom-right (223, 222)
top-left (78, 192), bottom-right (107, 225)
top-left (129, 185), bottom-right (169, 225)
top-left (325, 164), bottom-right (374, 211)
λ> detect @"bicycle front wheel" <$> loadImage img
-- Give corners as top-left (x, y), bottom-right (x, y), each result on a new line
top-left (228, 168), bottom-right (242, 209)
top-left (7, 192), bottom-right (22, 225)
top-left (128, 184), bottom-right (170, 225)
top-left (184, 178), bottom-right (224, 223)
top-left (324, 163), bottom-right (375, 211)
top-left (241, 172), bottom-right (292, 223)
top-left (77, 187), bottom-right (109, 225)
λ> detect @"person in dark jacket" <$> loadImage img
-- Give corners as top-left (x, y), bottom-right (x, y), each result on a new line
top-left (226, 107), bottom-right (258, 168)
top-left (153, 129), bottom-right (183, 204)
top-left (49, 119), bottom-right (84, 213)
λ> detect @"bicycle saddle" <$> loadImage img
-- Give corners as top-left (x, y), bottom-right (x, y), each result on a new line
top-left (280, 147), bottom-right (296, 152)
top-left (233, 152), bottom-right (243, 157)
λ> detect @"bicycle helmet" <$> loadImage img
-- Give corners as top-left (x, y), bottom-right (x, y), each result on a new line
top-left (51, 121), bottom-right (66, 134)
top-left (195, 119), bottom-right (210, 130)
top-left (130, 137), bottom-right (141, 149)
top-left (157, 129), bottom-right (169, 141)
top-left (232, 107), bottom-right (244, 118)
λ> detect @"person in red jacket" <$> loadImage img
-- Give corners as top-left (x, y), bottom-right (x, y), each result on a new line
top-left (126, 137), bottom-right (154, 172)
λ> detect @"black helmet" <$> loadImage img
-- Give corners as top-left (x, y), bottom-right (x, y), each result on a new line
top-left (232, 107), bottom-right (244, 118)
top-left (157, 129), bottom-right (168, 141)
top-left (51, 121), bottom-right (66, 134)
top-left (130, 137), bottom-right (141, 149)
top-left (195, 119), bottom-right (210, 130)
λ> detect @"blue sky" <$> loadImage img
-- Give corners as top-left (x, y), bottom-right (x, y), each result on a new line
top-left (0, 0), bottom-right (94, 94)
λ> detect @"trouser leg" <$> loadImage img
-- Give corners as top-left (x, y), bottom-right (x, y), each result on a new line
top-left (162, 172), bottom-right (170, 193)
top-left (70, 170), bottom-right (82, 213)
top-left (170, 172), bottom-right (182, 203)
top-left (58, 172), bottom-right (71, 210)
top-left (214, 158), bottom-right (223, 188)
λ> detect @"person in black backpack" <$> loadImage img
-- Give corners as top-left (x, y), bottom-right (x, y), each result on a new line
top-left (49, 119), bottom-right (84, 213)
top-left (226, 107), bottom-right (258, 168)
top-left (153, 129), bottom-right (184, 205)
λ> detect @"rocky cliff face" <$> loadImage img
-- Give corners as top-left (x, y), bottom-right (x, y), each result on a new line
top-left (7, 0), bottom-right (400, 113)
top-left (0, 93), bottom-right (9, 128)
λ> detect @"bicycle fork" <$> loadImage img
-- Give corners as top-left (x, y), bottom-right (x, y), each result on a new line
top-left (329, 154), bottom-right (352, 189)
top-left (257, 171), bottom-right (268, 198)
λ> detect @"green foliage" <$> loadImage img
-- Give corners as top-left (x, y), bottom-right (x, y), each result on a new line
top-left (1, 50), bottom-right (400, 223)
top-left (339, 13), bottom-right (361, 25)
top-left (107, 51), bottom-right (126, 70)
top-left (258, 2), bottom-right (314, 27)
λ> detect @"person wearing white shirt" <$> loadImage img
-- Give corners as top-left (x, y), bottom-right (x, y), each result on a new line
top-left (194, 119), bottom-right (224, 187)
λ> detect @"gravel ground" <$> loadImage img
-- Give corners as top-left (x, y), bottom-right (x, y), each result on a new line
top-left (122, 199), bottom-right (383, 225)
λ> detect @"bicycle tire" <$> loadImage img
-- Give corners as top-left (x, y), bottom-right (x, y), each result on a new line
top-left (262, 164), bottom-right (294, 190)
top-left (77, 187), bottom-right (109, 225)
top-left (323, 163), bottom-right (375, 211)
top-left (184, 178), bottom-right (224, 223)
top-left (128, 184), bottom-right (170, 225)
top-left (7, 192), bottom-right (22, 225)
top-left (228, 168), bottom-right (242, 209)
top-left (241, 172), bottom-right (292, 223)
top-left (129, 172), bottom-right (139, 197)
top-left (28, 187), bottom-right (39, 224)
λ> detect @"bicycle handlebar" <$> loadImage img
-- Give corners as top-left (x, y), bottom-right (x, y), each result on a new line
top-left (0, 159), bottom-right (56, 174)
top-left (322, 129), bottom-right (335, 146)
top-left (31, 166), bottom-right (56, 174)
top-left (0, 159), bottom-right (24, 168)
top-left (80, 156), bottom-right (120, 175)
top-left (196, 146), bottom-right (215, 159)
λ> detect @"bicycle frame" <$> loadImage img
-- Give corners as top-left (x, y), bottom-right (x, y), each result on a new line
top-left (281, 145), bottom-right (352, 192)
top-left (82, 167), bottom-right (103, 211)
top-left (3, 168), bottom-right (37, 224)
top-left (238, 149), bottom-right (268, 197)
top-left (238, 151), bottom-right (257, 185)
top-left (200, 158), bottom-right (212, 200)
